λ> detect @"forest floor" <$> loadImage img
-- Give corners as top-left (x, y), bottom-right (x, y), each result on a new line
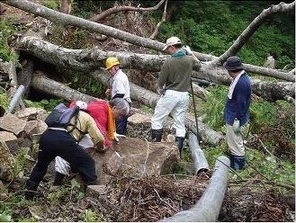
top-left (3, 122), bottom-right (294, 222)
top-left (0, 1), bottom-right (294, 222)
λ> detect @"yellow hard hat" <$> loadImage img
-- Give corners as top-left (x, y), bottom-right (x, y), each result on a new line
top-left (105, 57), bottom-right (120, 70)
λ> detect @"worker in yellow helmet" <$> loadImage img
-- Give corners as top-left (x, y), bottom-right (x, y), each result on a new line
top-left (105, 57), bottom-right (131, 135)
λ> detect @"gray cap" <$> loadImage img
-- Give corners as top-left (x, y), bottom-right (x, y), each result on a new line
top-left (224, 56), bottom-right (244, 71)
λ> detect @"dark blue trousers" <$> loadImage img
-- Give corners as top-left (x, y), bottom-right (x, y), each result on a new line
top-left (116, 115), bottom-right (128, 134)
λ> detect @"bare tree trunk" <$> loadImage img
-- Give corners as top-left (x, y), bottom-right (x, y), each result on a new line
top-left (18, 36), bottom-right (295, 101)
top-left (0, 60), bottom-right (25, 111)
top-left (17, 59), bottom-right (34, 97)
top-left (31, 71), bottom-right (96, 103)
top-left (31, 71), bottom-right (224, 145)
top-left (92, 70), bottom-right (224, 145)
top-left (213, 2), bottom-right (295, 66)
top-left (160, 156), bottom-right (230, 222)
top-left (4, 0), bottom-right (295, 76)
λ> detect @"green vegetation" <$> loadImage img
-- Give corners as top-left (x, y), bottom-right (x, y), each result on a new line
top-left (156, 1), bottom-right (294, 68)
top-left (182, 84), bottom-right (295, 194)
top-left (44, 0), bottom-right (59, 10)
top-left (46, 25), bottom-right (92, 49)
top-left (0, 19), bottom-right (19, 63)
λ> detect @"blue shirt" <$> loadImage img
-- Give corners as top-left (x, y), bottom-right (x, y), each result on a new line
top-left (223, 72), bottom-right (251, 126)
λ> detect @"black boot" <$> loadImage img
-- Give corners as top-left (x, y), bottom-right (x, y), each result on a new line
top-left (25, 179), bottom-right (39, 200)
top-left (151, 129), bottom-right (163, 142)
top-left (53, 172), bottom-right (65, 186)
top-left (176, 137), bottom-right (185, 158)
top-left (83, 180), bottom-right (98, 191)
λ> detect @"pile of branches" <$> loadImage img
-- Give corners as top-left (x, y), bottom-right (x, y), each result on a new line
top-left (103, 175), bottom-right (207, 221)
top-left (6, 175), bottom-right (207, 222)
top-left (220, 186), bottom-right (293, 222)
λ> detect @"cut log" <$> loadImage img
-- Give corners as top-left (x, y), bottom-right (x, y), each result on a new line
top-left (18, 59), bottom-right (34, 97)
top-left (159, 156), bottom-right (230, 222)
top-left (188, 133), bottom-right (209, 175)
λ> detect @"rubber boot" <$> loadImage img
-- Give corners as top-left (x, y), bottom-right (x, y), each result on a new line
top-left (83, 180), bottom-right (98, 191)
top-left (176, 137), bottom-right (185, 158)
top-left (151, 129), bottom-right (163, 142)
top-left (53, 171), bottom-right (65, 186)
top-left (25, 179), bottom-right (39, 200)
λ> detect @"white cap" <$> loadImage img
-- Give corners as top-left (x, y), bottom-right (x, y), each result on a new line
top-left (75, 100), bottom-right (87, 110)
top-left (162, 36), bottom-right (182, 51)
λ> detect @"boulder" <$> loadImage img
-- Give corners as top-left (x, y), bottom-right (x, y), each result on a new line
top-left (88, 137), bottom-right (179, 185)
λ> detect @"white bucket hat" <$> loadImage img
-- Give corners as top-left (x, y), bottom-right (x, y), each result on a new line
top-left (162, 36), bottom-right (182, 51)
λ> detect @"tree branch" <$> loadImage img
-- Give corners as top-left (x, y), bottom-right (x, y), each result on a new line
top-left (90, 0), bottom-right (166, 22)
top-left (214, 1), bottom-right (295, 66)
top-left (149, 0), bottom-right (168, 39)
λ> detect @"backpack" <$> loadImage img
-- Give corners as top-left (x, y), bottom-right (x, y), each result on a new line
top-left (45, 103), bottom-right (80, 132)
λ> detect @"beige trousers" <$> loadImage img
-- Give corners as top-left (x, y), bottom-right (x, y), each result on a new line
top-left (226, 123), bottom-right (248, 156)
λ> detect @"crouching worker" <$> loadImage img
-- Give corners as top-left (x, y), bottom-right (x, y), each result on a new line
top-left (53, 134), bottom-right (95, 186)
top-left (25, 101), bottom-right (105, 200)
top-left (52, 98), bottom-right (130, 187)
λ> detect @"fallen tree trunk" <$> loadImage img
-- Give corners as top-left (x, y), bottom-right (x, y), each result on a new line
top-left (188, 133), bottom-right (209, 175)
top-left (18, 36), bottom-right (295, 81)
top-left (0, 60), bottom-right (26, 111)
top-left (93, 70), bottom-right (224, 145)
top-left (31, 71), bottom-right (96, 103)
top-left (31, 71), bottom-right (224, 145)
top-left (159, 155), bottom-right (230, 222)
top-left (198, 65), bottom-right (295, 101)
top-left (6, 0), bottom-right (294, 81)
top-left (17, 36), bottom-right (295, 101)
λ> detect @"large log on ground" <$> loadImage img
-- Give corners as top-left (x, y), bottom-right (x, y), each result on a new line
top-left (17, 36), bottom-right (295, 101)
top-left (159, 156), bottom-right (230, 222)
top-left (31, 71), bottom-right (96, 102)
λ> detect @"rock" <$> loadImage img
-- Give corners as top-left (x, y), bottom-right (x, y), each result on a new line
top-left (14, 107), bottom-right (48, 121)
top-left (89, 137), bottom-right (179, 184)
top-left (0, 141), bottom-right (16, 181)
top-left (0, 131), bottom-right (19, 155)
top-left (0, 113), bottom-right (27, 136)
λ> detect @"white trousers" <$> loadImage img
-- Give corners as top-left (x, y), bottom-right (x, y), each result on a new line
top-left (226, 124), bottom-right (248, 156)
top-left (151, 90), bottom-right (189, 137)
top-left (55, 134), bottom-right (94, 176)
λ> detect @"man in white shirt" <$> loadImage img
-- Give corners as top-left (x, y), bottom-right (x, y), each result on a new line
top-left (105, 57), bottom-right (131, 134)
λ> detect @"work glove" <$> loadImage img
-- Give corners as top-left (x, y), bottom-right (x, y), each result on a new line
top-left (183, 45), bottom-right (193, 55)
top-left (233, 119), bottom-right (241, 134)
top-left (114, 133), bottom-right (127, 142)
top-left (95, 140), bottom-right (108, 153)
